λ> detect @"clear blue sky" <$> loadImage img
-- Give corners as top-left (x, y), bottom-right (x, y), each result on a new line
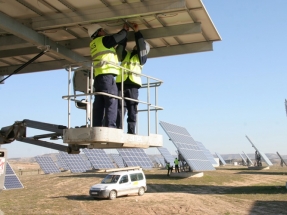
top-left (1, 0), bottom-right (287, 158)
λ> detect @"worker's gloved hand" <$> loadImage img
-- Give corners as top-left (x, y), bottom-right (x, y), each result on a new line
top-left (123, 23), bottom-right (129, 31)
top-left (133, 23), bottom-right (139, 32)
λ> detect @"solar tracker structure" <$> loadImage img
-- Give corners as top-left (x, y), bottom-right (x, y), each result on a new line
top-left (276, 152), bottom-right (287, 167)
top-left (117, 148), bottom-right (153, 170)
top-left (4, 162), bottom-right (24, 190)
top-left (59, 151), bottom-right (88, 173)
top-left (157, 157), bottom-right (166, 167)
top-left (110, 154), bottom-right (126, 168)
top-left (245, 135), bottom-right (273, 166)
top-left (239, 153), bottom-right (247, 166)
top-left (242, 151), bottom-right (254, 166)
top-left (215, 152), bottom-right (226, 166)
top-left (157, 147), bottom-right (175, 167)
top-left (82, 149), bottom-right (114, 169)
top-left (35, 156), bottom-right (61, 174)
top-left (56, 154), bottom-right (69, 170)
top-left (160, 121), bottom-right (215, 171)
top-left (196, 142), bottom-right (217, 165)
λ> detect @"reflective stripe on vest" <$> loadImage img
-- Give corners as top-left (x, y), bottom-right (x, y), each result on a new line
top-left (90, 37), bottom-right (119, 77)
top-left (116, 51), bottom-right (142, 86)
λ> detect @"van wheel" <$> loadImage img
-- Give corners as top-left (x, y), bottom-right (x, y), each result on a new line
top-left (138, 187), bottom-right (145, 196)
top-left (109, 190), bottom-right (117, 200)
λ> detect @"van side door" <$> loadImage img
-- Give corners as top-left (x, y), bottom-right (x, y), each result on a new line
top-left (117, 175), bottom-right (131, 196)
top-left (129, 173), bottom-right (144, 193)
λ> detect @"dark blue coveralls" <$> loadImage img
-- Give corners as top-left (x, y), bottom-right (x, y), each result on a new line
top-left (92, 29), bottom-right (128, 127)
top-left (116, 31), bottom-right (148, 134)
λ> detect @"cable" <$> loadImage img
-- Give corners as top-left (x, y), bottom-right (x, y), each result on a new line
top-left (0, 49), bottom-right (47, 84)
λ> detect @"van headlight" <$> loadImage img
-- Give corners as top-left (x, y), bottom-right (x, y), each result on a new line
top-left (100, 186), bottom-right (108, 190)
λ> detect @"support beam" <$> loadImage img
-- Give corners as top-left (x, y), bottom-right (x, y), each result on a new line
top-left (0, 11), bottom-right (89, 65)
top-left (0, 60), bottom-right (71, 75)
top-left (0, 42), bottom-right (213, 75)
top-left (148, 41), bottom-right (213, 58)
top-left (18, 137), bottom-right (68, 152)
top-left (0, 23), bottom-right (202, 56)
top-left (31, 0), bottom-right (186, 29)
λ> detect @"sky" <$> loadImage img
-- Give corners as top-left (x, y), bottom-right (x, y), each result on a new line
top-left (1, 0), bottom-right (287, 158)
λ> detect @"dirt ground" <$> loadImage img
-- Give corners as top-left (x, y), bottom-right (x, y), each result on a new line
top-left (0, 163), bottom-right (287, 215)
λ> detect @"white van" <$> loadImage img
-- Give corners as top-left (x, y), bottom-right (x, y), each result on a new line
top-left (89, 167), bottom-right (147, 200)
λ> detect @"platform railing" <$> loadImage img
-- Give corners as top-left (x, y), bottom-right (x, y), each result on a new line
top-left (62, 60), bottom-right (163, 136)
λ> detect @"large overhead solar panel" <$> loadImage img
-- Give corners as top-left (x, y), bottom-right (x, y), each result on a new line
top-left (82, 149), bottom-right (114, 169)
top-left (276, 152), bottom-right (287, 167)
top-left (239, 153), bottom-right (247, 166)
top-left (245, 136), bottom-right (273, 166)
top-left (0, 0), bottom-right (221, 75)
top-left (157, 147), bottom-right (175, 166)
top-left (242, 151), bottom-right (254, 166)
top-left (4, 162), bottom-right (24, 190)
top-left (215, 152), bottom-right (226, 166)
top-left (56, 154), bottom-right (69, 170)
top-left (160, 121), bottom-right (215, 171)
top-left (196, 141), bottom-right (217, 165)
top-left (59, 151), bottom-right (88, 173)
top-left (110, 154), bottom-right (126, 168)
top-left (35, 156), bottom-right (61, 174)
top-left (117, 148), bottom-right (153, 170)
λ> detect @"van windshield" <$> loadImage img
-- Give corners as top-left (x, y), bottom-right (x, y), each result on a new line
top-left (101, 175), bottom-right (120, 184)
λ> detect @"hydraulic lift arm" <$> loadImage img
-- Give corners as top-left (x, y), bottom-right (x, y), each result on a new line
top-left (0, 119), bottom-right (80, 154)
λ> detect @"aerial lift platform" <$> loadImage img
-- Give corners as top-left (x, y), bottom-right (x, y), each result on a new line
top-left (0, 63), bottom-right (163, 154)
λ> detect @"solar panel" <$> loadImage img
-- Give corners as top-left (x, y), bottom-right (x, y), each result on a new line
top-left (160, 121), bottom-right (215, 171)
top-left (196, 142), bottom-right (217, 165)
top-left (117, 148), bottom-right (153, 170)
top-left (56, 154), bottom-right (69, 170)
top-left (157, 156), bottom-right (166, 167)
top-left (59, 151), bottom-right (88, 173)
top-left (35, 156), bottom-right (61, 174)
top-left (239, 153), bottom-right (247, 166)
top-left (276, 152), bottom-right (287, 167)
top-left (157, 147), bottom-right (175, 167)
top-left (4, 162), bottom-right (24, 190)
top-left (245, 136), bottom-right (273, 166)
top-left (110, 154), bottom-right (126, 168)
top-left (242, 151), bottom-right (254, 166)
top-left (215, 152), bottom-right (226, 165)
top-left (82, 149), bottom-right (115, 169)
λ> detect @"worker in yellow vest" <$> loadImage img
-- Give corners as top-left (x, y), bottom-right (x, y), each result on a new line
top-left (115, 23), bottom-right (150, 134)
top-left (88, 23), bottom-right (129, 127)
top-left (174, 158), bottom-right (180, 173)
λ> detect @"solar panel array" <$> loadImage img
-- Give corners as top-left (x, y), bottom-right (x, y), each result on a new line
top-left (160, 121), bottom-right (215, 171)
top-left (157, 147), bottom-right (175, 167)
top-left (215, 152), bottom-right (226, 165)
top-left (82, 149), bottom-right (114, 169)
top-left (4, 162), bottom-right (24, 190)
top-left (110, 154), bottom-right (126, 168)
top-left (239, 153), bottom-right (247, 165)
top-left (59, 151), bottom-right (88, 173)
top-left (117, 148), bottom-right (153, 170)
top-left (196, 142), bottom-right (217, 165)
top-left (242, 151), bottom-right (254, 166)
top-left (56, 154), bottom-right (69, 170)
top-left (245, 136), bottom-right (273, 166)
top-left (35, 156), bottom-right (61, 174)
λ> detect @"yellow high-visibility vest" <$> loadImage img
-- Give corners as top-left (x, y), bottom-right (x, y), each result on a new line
top-left (116, 51), bottom-right (142, 86)
top-left (90, 37), bottom-right (119, 77)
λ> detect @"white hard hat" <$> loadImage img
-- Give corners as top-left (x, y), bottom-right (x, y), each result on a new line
top-left (87, 24), bottom-right (102, 38)
top-left (144, 41), bottom-right (150, 55)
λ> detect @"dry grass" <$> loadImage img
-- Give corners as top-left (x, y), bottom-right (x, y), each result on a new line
top-left (0, 164), bottom-right (287, 215)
